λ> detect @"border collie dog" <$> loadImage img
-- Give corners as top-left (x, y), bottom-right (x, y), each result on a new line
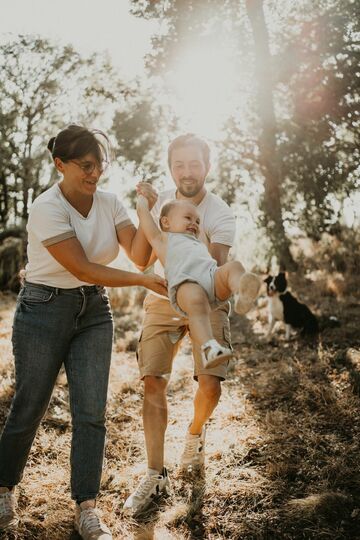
top-left (264, 272), bottom-right (319, 340)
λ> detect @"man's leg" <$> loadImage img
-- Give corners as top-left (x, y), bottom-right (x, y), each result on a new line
top-left (123, 374), bottom-right (172, 515)
top-left (123, 295), bottom-right (184, 514)
top-left (190, 374), bottom-right (221, 435)
top-left (143, 376), bottom-right (168, 472)
top-left (180, 305), bottom-right (230, 471)
top-left (180, 374), bottom-right (221, 471)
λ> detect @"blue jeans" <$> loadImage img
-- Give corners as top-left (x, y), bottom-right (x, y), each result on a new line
top-left (0, 281), bottom-right (113, 503)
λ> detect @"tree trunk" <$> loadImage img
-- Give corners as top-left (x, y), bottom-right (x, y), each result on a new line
top-left (245, 0), bottom-right (297, 270)
top-left (0, 173), bottom-right (9, 230)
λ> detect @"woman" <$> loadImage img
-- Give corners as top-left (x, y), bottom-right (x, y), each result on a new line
top-left (0, 125), bottom-right (165, 540)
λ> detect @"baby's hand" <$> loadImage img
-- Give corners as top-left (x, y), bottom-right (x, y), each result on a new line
top-left (136, 193), bottom-right (150, 211)
top-left (136, 182), bottom-right (158, 210)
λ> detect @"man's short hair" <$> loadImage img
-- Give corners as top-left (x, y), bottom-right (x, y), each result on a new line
top-left (167, 133), bottom-right (210, 169)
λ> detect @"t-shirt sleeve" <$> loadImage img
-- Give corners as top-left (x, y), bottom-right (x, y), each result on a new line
top-left (27, 201), bottom-right (76, 247)
top-left (208, 204), bottom-right (236, 247)
top-left (114, 197), bottom-right (133, 231)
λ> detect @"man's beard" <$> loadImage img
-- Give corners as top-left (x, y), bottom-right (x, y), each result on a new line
top-left (177, 178), bottom-right (202, 198)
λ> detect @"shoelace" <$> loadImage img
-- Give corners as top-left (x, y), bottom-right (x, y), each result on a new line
top-left (133, 475), bottom-right (160, 500)
top-left (80, 509), bottom-right (104, 534)
top-left (0, 493), bottom-right (15, 514)
top-left (183, 435), bottom-right (200, 459)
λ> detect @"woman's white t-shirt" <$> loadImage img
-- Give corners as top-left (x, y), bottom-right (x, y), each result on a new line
top-left (25, 183), bottom-right (133, 288)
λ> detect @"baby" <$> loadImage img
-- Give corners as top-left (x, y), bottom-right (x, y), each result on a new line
top-left (137, 195), bottom-right (261, 369)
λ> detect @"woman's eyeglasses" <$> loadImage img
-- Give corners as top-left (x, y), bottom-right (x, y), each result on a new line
top-left (68, 160), bottom-right (109, 175)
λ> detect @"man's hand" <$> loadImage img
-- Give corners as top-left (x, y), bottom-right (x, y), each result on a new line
top-left (136, 182), bottom-right (158, 210)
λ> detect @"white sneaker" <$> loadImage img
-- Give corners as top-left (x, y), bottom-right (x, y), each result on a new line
top-left (123, 467), bottom-right (170, 515)
top-left (234, 272), bottom-right (261, 315)
top-left (201, 339), bottom-right (233, 369)
top-left (180, 425), bottom-right (206, 472)
top-left (74, 503), bottom-right (112, 540)
top-left (0, 487), bottom-right (18, 531)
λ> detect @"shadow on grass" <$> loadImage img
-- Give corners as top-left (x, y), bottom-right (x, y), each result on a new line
top-left (220, 330), bottom-right (360, 539)
top-left (178, 468), bottom-right (206, 539)
top-left (127, 468), bottom-right (207, 540)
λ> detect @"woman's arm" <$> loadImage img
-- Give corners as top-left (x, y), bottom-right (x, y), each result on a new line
top-left (46, 237), bottom-right (167, 295)
top-left (116, 224), bottom-right (154, 269)
top-left (116, 181), bottom-right (158, 269)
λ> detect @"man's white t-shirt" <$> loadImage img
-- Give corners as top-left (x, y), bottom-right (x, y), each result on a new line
top-left (25, 183), bottom-right (133, 288)
top-left (150, 188), bottom-right (236, 297)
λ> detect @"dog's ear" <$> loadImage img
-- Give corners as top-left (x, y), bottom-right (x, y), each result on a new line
top-left (264, 276), bottom-right (272, 284)
top-left (279, 271), bottom-right (287, 277)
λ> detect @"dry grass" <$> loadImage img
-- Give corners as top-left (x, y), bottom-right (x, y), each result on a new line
top-left (1, 264), bottom-right (360, 539)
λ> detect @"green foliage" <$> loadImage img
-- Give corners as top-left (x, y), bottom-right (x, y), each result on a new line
top-left (0, 35), bottom-right (126, 232)
top-left (276, 0), bottom-right (360, 239)
top-left (129, 0), bottom-right (359, 257)
top-left (112, 89), bottom-right (174, 184)
top-left (111, 79), bottom-right (179, 207)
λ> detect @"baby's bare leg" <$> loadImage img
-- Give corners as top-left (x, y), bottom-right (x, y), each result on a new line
top-left (214, 261), bottom-right (246, 300)
top-left (215, 262), bottom-right (261, 315)
top-left (176, 282), bottom-right (213, 346)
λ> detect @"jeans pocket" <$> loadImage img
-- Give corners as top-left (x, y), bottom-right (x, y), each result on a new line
top-left (20, 287), bottom-right (54, 307)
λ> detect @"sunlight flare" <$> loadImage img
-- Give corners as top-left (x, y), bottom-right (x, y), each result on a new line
top-left (165, 40), bottom-right (241, 138)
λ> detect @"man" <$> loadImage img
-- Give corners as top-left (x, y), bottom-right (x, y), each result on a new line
top-left (123, 134), bottom-right (236, 515)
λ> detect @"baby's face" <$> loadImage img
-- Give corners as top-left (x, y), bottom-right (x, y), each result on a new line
top-left (167, 203), bottom-right (200, 237)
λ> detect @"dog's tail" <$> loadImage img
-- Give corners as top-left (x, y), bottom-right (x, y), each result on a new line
top-left (318, 315), bottom-right (341, 331)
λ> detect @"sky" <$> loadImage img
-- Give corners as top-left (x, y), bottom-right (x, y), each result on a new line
top-left (0, 0), bottom-right (156, 79)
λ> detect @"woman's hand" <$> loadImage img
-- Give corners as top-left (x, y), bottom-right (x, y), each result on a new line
top-left (136, 182), bottom-right (158, 210)
top-left (141, 273), bottom-right (168, 296)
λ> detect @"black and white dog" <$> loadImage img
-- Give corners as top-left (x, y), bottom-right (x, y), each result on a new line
top-left (264, 272), bottom-right (319, 340)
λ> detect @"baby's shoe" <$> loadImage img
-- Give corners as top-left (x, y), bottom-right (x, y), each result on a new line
top-left (234, 272), bottom-right (262, 315)
top-left (201, 339), bottom-right (233, 369)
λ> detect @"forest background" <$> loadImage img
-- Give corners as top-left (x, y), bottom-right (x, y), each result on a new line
top-left (0, 1), bottom-right (360, 539)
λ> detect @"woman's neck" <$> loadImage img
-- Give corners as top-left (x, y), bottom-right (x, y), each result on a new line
top-left (59, 181), bottom-right (93, 217)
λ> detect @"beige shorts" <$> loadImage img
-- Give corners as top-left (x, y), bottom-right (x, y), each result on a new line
top-left (136, 294), bottom-right (232, 381)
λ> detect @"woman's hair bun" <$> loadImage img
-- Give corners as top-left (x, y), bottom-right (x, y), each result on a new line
top-left (47, 137), bottom-right (56, 153)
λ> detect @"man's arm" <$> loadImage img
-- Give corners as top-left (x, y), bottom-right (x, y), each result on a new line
top-left (209, 243), bottom-right (231, 266)
top-left (136, 249), bottom-right (158, 272)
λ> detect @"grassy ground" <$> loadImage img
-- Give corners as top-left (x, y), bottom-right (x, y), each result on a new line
top-left (0, 269), bottom-right (360, 539)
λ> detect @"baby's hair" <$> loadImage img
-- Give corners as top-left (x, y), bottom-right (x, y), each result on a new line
top-left (159, 200), bottom-right (179, 230)
top-left (159, 200), bottom-right (199, 231)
